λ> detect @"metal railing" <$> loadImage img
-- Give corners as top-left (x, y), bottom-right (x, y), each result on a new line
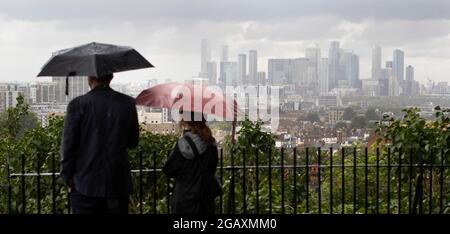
top-left (4, 147), bottom-right (450, 214)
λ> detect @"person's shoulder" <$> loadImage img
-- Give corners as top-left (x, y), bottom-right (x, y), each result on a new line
top-left (67, 95), bottom-right (84, 107)
top-left (112, 90), bottom-right (136, 103)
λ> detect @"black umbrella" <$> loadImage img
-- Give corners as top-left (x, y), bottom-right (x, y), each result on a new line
top-left (37, 42), bottom-right (154, 95)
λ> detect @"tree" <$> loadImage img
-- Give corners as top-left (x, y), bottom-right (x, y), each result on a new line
top-left (351, 115), bottom-right (367, 129)
top-left (306, 112), bottom-right (320, 123)
top-left (335, 121), bottom-right (348, 130)
top-left (365, 108), bottom-right (379, 120)
top-left (343, 107), bottom-right (356, 120)
top-left (0, 94), bottom-right (38, 141)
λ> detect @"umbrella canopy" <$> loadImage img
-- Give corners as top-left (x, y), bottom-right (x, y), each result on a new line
top-left (136, 82), bottom-right (240, 142)
top-left (37, 42), bottom-right (153, 77)
top-left (136, 82), bottom-right (238, 121)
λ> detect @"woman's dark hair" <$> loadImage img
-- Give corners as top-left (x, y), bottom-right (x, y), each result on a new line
top-left (180, 111), bottom-right (215, 144)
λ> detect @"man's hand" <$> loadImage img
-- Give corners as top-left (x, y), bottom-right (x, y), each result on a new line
top-left (68, 179), bottom-right (75, 193)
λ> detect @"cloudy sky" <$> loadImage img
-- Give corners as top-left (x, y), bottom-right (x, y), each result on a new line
top-left (1, 0), bottom-right (449, 84)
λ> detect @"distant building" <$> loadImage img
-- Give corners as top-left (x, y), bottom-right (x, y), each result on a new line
top-left (405, 65), bottom-right (417, 96)
top-left (292, 58), bottom-right (309, 86)
top-left (221, 45), bottom-right (229, 62)
top-left (248, 50), bottom-right (258, 85)
top-left (362, 79), bottom-right (379, 96)
top-left (257, 72), bottom-right (266, 85)
top-left (318, 58), bottom-right (329, 95)
top-left (36, 82), bottom-right (56, 104)
top-left (340, 51), bottom-right (360, 88)
top-left (200, 39), bottom-right (211, 78)
top-left (328, 41), bottom-right (341, 90)
top-left (184, 77), bottom-right (209, 86)
top-left (305, 47), bottom-right (321, 87)
top-left (327, 109), bottom-right (344, 125)
top-left (142, 122), bottom-right (178, 135)
top-left (52, 76), bottom-right (89, 103)
top-left (206, 61), bottom-right (217, 85)
top-left (371, 45), bottom-right (382, 80)
top-left (237, 54), bottom-right (247, 86)
top-left (393, 49), bottom-right (404, 82)
top-left (268, 59), bottom-right (292, 85)
top-left (138, 111), bottom-right (164, 124)
top-left (219, 61), bottom-right (238, 87)
top-left (317, 95), bottom-right (339, 107)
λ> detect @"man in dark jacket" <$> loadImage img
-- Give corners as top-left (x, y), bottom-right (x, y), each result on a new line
top-left (60, 74), bottom-right (139, 214)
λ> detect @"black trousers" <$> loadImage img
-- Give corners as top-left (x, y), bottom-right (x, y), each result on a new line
top-left (70, 190), bottom-right (129, 214)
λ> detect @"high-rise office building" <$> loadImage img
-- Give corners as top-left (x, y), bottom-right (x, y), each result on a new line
top-left (406, 65), bottom-right (414, 81)
top-left (319, 58), bottom-right (329, 95)
top-left (379, 69), bottom-right (390, 96)
top-left (328, 41), bottom-right (340, 90)
top-left (371, 45), bottom-right (382, 80)
top-left (386, 61), bottom-right (393, 69)
top-left (405, 65), bottom-right (415, 95)
top-left (305, 47), bottom-right (321, 85)
top-left (36, 82), bottom-right (56, 104)
top-left (200, 39), bottom-right (211, 78)
top-left (257, 72), bottom-right (266, 85)
top-left (237, 54), bottom-right (247, 86)
top-left (389, 74), bottom-right (400, 96)
top-left (206, 61), bottom-right (217, 85)
top-left (393, 49), bottom-right (404, 82)
top-left (340, 52), bottom-right (360, 88)
top-left (292, 58), bottom-right (309, 86)
top-left (219, 61), bottom-right (238, 87)
top-left (221, 45), bottom-right (229, 62)
top-left (268, 59), bottom-right (292, 85)
top-left (249, 50), bottom-right (258, 85)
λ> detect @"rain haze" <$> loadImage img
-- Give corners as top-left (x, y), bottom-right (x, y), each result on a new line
top-left (1, 0), bottom-right (450, 84)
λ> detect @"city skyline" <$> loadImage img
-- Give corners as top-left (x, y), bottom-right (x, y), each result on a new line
top-left (1, 0), bottom-right (449, 84)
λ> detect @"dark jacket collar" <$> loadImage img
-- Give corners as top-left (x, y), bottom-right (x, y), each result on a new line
top-left (90, 84), bottom-right (112, 92)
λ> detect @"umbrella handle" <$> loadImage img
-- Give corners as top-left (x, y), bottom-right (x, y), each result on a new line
top-left (65, 76), bottom-right (69, 96)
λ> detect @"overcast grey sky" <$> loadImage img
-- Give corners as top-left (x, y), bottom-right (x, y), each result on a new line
top-left (1, 0), bottom-right (449, 84)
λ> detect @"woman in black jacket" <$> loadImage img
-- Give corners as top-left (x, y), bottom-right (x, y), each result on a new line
top-left (162, 111), bottom-right (220, 214)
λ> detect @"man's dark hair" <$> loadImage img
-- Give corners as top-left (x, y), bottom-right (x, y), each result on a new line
top-left (95, 74), bottom-right (114, 83)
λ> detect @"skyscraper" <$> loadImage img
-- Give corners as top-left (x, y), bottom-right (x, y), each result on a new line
top-left (200, 39), bottom-right (211, 78)
top-left (341, 52), bottom-right (359, 88)
top-left (328, 41), bottom-right (340, 90)
top-left (406, 65), bottom-right (414, 81)
top-left (249, 50), bottom-right (258, 85)
top-left (268, 59), bottom-right (292, 85)
top-left (292, 58), bottom-right (309, 86)
top-left (219, 61), bottom-right (237, 87)
top-left (221, 45), bottom-right (229, 62)
top-left (319, 58), bottom-right (329, 95)
top-left (206, 61), bottom-right (217, 85)
top-left (257, 72), bottom-right (266, 85)
top-left (237, 54), bottom-right (247, 86)
top-left (371, 45), bottom-right (382, 80)
top-left (393, 49), bottom-right (404, 82)
top-left (305, 47), bottom-right (321, 85)
top-left (405, 65), bottom-right (415, 95)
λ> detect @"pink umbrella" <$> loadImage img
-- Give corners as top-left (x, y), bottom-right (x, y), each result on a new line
top-left (135, 82), bottom-right (239, 143)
